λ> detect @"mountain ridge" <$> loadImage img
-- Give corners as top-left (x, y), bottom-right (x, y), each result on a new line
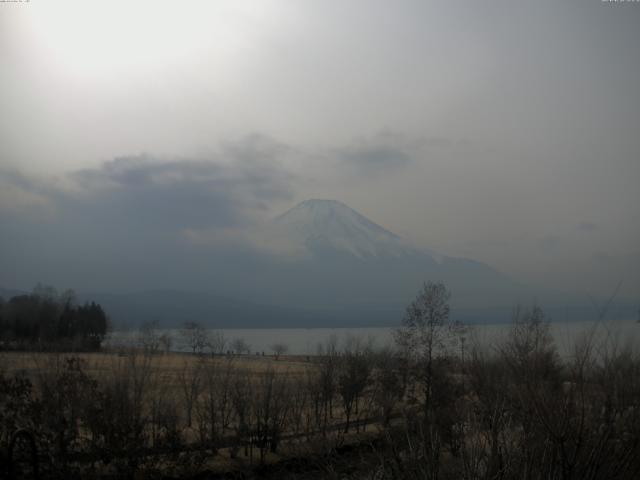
top-left (4, 200), bottom-right (635, 328)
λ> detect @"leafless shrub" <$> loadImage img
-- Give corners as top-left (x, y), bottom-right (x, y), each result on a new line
top-left (83, 350), bottom-right (155, 475)
top-left (287, 376), bottom-right (310, 437)
top-left (270, 342), bottom-right (289, 360)
top-left (177, 358), bottom-right (204, 428)
top-left (251, 367), bottom-right (292, 462)
top-left (371, 348), bottom-right (404, 428)
top-left (195, 356), bottom-right (236, 450)
top-left (338, 349), bottom-right (371, 433)
top-left (230, 368), bottom-right (253, 458)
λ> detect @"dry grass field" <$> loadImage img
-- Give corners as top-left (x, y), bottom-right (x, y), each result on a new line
top-left (2, 311), bottom-right (639, 479)
top-left (1, 349), bottom-right (314, 380)
top-left (1, 347), bottom-right (389, 478)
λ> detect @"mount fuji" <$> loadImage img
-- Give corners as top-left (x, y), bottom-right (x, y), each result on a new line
top-left (239, 199), bottom-right (527, 315)
top-left (69, 199), bottom-right (625, 328)
top-left (269, 199), bottom-right (440, 261)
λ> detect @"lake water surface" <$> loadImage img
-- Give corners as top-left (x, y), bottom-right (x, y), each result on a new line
top-left (106, 319), bottom-right (639, 357)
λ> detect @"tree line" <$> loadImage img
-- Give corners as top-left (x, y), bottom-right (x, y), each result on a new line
top-left (0, 284), bottom-right (109, 350)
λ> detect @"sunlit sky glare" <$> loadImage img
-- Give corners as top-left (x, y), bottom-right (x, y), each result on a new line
top-left (1, 0), bottom-right (639, 298)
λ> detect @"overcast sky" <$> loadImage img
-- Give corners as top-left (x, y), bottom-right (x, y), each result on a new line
top-left (1, 0), bottom-right (639, 298)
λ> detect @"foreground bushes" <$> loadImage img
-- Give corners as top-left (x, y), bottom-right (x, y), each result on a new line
top-left (1, 311), bottom-right (639, 478)
top-left (372, 303), bottom-right (640, 480)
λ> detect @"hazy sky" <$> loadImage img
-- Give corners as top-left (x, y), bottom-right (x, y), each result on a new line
top-left (1, 0), bottom-right (639, 298)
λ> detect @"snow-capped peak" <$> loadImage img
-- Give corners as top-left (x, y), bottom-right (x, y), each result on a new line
top-left (270, 199), bottom-right (441, 261)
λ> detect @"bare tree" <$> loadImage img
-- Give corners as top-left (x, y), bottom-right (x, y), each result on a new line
top-left (338, 350), bottom-right (371, 433)
top-left (316, 337), bottom-right (339, 434)
top-left (270, 342), bottom-right (289, 360)
top-left (231, 337), bottom-right (251, 356)
top-left (196, 357), bottom-right (236, 450)
top-left (149, 375), bottom-right (181, 449)
top-left (230, 369), bottom-right (253, 458)
top-left (137, 320), bottom-right (161, 354)
top-left (287, 377), bottom-right (309, 436)
top-left (394, 281), bottom-right (457, 415)
top-left (158, 332), bottom-right (172, 354)
top-left (181, 321), bottom-right (209, 355)
top-left (84, 349), bottom-right (156, 474)
top-left (177, 359), bottom-right (203, 428)
top-left (372, 348), bottom-right (403, 427)
top-left (251, 368), bottom-right (292, 462)
top-left (207, 330), bottom-right (226, 356)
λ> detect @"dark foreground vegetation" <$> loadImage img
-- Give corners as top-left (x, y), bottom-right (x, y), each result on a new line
top-left (0, 285), bottom-right (108, 351)
top-left (1, 282), bottom-right (639, 479)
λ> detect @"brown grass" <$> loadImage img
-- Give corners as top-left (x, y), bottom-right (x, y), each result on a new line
top-left (0, 350), bottom-right (314, 380)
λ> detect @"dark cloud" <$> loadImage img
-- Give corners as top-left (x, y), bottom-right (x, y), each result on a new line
top-left (61, 136), bottom-right (294, 231)
top-left (0, 136), bottom-right (297, 291)
top-left (0, 135), bottom-right (295, 261)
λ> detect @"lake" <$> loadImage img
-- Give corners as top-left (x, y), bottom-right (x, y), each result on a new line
top-left (106, 319), bottom-right (639, 357)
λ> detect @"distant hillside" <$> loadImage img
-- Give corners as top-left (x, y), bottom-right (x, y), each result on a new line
top-left (78, 290), bottom-right (344, 329)
top-left (76, 200), bottom-right (637, 328)
top-left (0, 287), bottom-right (26, 300)
top-left (2, 200), bottom-right (636, 328)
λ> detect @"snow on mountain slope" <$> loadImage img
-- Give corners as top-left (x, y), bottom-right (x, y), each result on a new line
top-left (250, 199), bottom-right (528, 310)
top-left (271, 199), bottom-right (443, 261)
